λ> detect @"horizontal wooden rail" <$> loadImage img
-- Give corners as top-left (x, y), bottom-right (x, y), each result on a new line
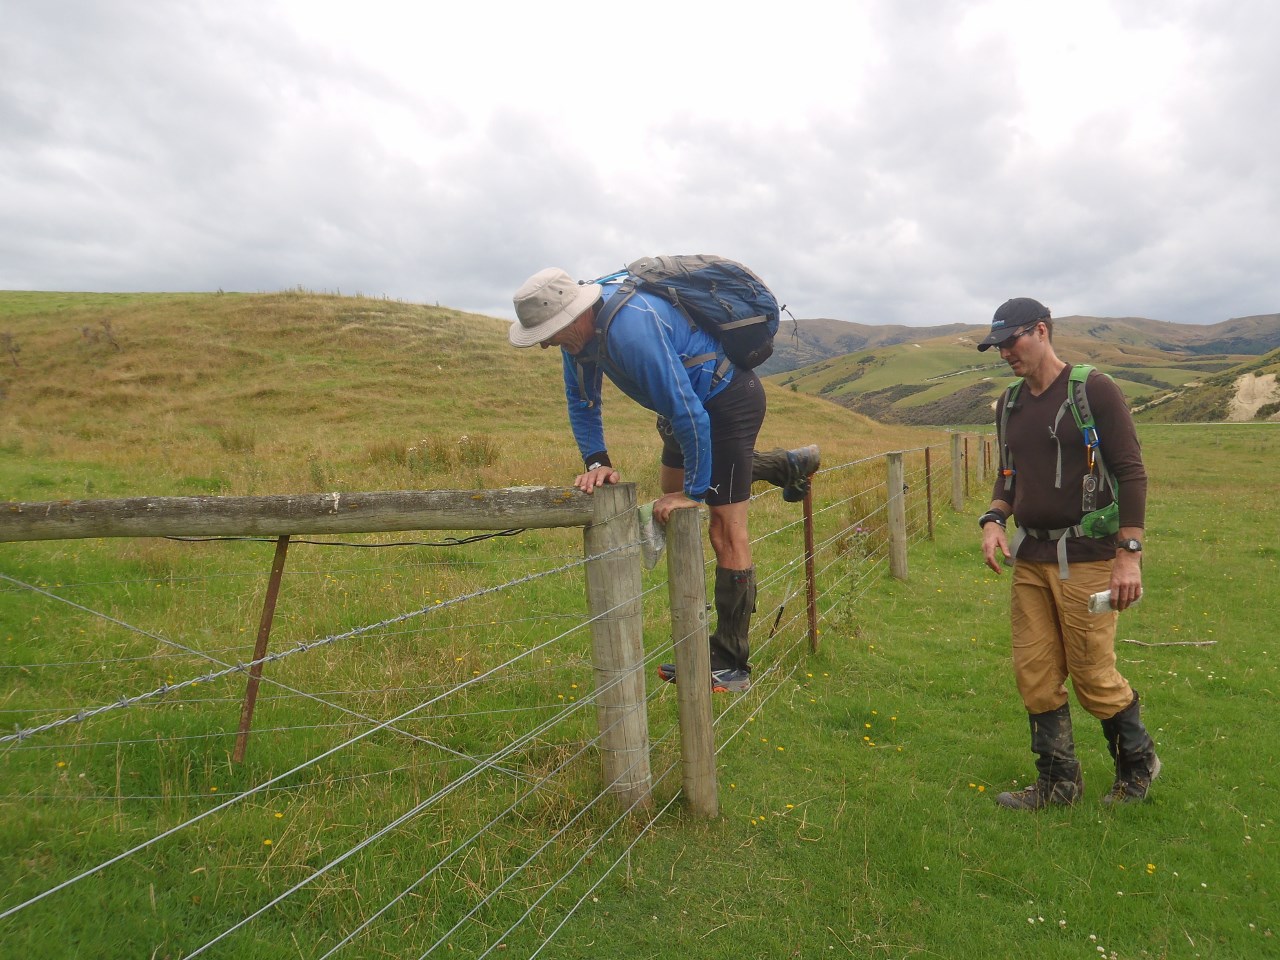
top-left (0, 487), bottom-right (595, 543)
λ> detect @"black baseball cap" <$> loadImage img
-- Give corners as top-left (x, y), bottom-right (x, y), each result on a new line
top-left (976, 298), bottom-right (1051, 352)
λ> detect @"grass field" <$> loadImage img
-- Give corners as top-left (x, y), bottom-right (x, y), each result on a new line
top-left (540, 423), bottom-right (1279, 960)
top-left (1, 293), bottom-right (1277, 958)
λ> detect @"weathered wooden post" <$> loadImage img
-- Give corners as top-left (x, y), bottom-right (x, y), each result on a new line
top-left (950, 433), bottom-right (965, 512)
top-left (232, 534), bottom-right (290, 763)
top-left (924, 446), bottom-right (935, 541)
top-left (803, 480), bottom-right (819, 653)
top-left (887, 452), bottom-right (908, 581)
top-left (964, 436), bottom-right (971, 501)
top-left (976, 435), bottom-right (988, 487)
top-left (582, 483), bottom-right (652, 809)
top-left (665, 505), bottom-right (718, 817)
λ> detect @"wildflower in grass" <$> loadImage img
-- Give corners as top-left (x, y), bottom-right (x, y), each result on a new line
top-left (1147, 863), bottom-right (1156, 875)
top-left (210, 786), bottom-right (218, 793)
top-left (274, 812), bottom-right (283, 819)
top-left (56, 761), bottom-right (66, 769)
top-left (776, 746), bottom-right (784, 752)
top-left (263, 839), bottom-right (272, 847)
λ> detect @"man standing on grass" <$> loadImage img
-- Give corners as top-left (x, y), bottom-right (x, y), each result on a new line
top-left (509, 266), bottom-right (818, 694)
top-left (977, 297), bottom-right (1161, 808)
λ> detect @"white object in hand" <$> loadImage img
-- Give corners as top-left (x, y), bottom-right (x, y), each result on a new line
top-left (1088, 590), bottom-right (1143, 614)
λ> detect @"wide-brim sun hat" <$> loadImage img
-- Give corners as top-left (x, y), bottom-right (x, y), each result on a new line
top-left (509, 267), bottom-right (602, 347)
top-left (976, 297), bottom-right (1051, 352)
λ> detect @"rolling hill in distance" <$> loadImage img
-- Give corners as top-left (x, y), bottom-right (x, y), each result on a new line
top-left (2, 289), bottom-right (1277, 503)
top-left (766, 312), bottom-right (1280, 426)
top-left (0, 290), bottom-right (934, 502)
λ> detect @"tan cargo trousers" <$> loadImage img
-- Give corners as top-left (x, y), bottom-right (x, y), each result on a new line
top-left (1009, 559), bottom-right (1135, 719)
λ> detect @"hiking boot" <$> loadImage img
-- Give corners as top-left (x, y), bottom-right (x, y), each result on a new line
top-left (997, 704), bottom-right (1083, 811)
top-left (782, 445), bottom-right (821, 502)
top-left (711, 667), bottom-right (751, 693)
top-left (656, 663), bottom-right (751, 692)
top-left (996, 775), bottom-right (1083, 810)
top-left (1101, 754), bottom-right (1162, 805)
top-left (752, 445), bottom-right (821, 502)
top-left (1100, 692), bottom-right (1160, 805)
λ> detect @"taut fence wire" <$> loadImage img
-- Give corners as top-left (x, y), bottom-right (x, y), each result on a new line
top-left (0, 435), bottom-right (981, 957)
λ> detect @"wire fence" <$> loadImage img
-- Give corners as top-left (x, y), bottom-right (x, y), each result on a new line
top-left (0, 439), bottom-right (968, 957)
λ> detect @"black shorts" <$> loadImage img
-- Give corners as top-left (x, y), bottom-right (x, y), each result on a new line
top-left (656, 370), bottom-right (766, 507)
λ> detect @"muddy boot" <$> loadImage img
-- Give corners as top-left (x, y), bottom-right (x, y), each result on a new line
top-left (710, 566), bottom-right (755, 674)
top-left (996, 704), bottom-right (1084, 810)
top-left (1101, 692), bottom-right (1161, 805)
top-left (658, 567), bottom-right (756, 692)
top-left (753, 445), bottom-right (821, 502)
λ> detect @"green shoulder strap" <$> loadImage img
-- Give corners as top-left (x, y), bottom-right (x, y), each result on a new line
top-left (1067, 363), bottom-right (1096, 433)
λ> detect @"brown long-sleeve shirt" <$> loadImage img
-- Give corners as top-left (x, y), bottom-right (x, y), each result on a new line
top-left (992, 364), bottom-right (1147, 564)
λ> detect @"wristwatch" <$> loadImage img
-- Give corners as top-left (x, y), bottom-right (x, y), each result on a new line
top-left (1118, 538), bottom-right (1143, 553)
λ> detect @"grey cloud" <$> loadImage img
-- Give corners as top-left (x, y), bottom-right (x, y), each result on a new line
top-left (2, 1), bottom-right (1278, 327)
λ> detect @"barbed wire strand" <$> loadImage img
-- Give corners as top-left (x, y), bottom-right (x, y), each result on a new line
top-left (184, 617), bottom-right (668, 958)
top-left (0, 548), bottom-right (657, 924)
top-left (0, 540), bottom-right (636, 746)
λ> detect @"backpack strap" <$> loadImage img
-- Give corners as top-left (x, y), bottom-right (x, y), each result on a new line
top-left (1015, 523), bottom-right (1087, 579)
top-left (997, 379), bottom-right (1022, 496)
top-left (594, 278), bottom-right (730, 384)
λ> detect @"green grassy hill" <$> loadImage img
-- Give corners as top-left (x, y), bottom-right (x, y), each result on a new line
top-left (772, 315), bottom-right (1280, 426)
top-left (0, 291), bottom-right (943, 503)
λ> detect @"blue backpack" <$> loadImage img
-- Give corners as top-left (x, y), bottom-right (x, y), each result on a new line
top-left (593, 255), bottom-right (781, 381)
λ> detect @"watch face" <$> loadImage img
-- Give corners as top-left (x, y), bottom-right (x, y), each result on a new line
top-left (1122, 539), bottom-right (1142, 551)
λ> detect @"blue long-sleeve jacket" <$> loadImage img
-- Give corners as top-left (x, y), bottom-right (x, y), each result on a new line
top-left (561, 284), bottom-right (733, 500)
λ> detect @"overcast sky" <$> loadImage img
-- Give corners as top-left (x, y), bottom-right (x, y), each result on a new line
top-left (3, 0), bottom-right (1278, 326)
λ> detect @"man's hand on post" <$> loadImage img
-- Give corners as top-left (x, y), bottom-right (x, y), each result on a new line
top-left (574, 466), bottom-right (619, 494)
top-left (652, 491), bottom-right (698, 524)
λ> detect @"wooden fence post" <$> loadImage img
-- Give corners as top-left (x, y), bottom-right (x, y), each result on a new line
top-left (924, 446), bottom-right (935, 541)
top-left (803, 481), bottom-right (818, 653)
top-left (964, 436), bottom-right (971, 501)
top-left (951, 433), bottom-right (964, 512)
top-left (582, 483), bottom-right (652, 809)
top-left (976, 435), bottom-right (988, 487)
top-left (232, 534), bottom-right (290, 763)
top-left (887, 452), bottom-right (908, 581)
top-left (665, 505), bottom-right (718, 817)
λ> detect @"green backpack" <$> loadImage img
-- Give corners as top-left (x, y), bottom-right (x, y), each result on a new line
top-left (998, 364), bottom-right (1120, 575)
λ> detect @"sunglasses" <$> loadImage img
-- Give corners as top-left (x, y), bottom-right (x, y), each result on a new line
top-left (994, 326), bottom-right (1036, 351)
